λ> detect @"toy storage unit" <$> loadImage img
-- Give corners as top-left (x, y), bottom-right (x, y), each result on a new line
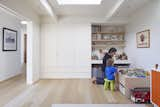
top-left (118, 73), bottom-right (150, 98)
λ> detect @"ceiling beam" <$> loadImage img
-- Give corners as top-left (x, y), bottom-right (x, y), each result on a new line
top-left (105, 0), bottom-right (125, 21)
top-left (0, 3), bottom-right (28, 21)
top-left (40, 0), bottom-right (58, 22)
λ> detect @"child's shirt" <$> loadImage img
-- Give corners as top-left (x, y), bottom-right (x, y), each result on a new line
top-left (105, 66), bottom-right (117, 80)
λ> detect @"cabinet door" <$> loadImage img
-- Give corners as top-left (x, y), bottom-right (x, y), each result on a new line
top-left (56, 27), bottom-right (76, 71)
top-left (75, 25), bottom-right (91, 72)
top-left (41, 24), bottom-right (57, 70)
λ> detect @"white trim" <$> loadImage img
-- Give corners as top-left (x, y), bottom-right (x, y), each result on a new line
top-left (26, 22), bottom-right (33, 85)
top-left (0, 3), bottom-right (28, 21)
top-left (40, 0), bottom-right (58, 22)
top-left (105, 0), bottom-right (125, 21)
top-left (40, 71), bottom-right (91, 79)
top-left (0, 71), bottom-right (22, 82)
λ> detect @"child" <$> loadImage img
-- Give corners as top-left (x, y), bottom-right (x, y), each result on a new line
top-left (104, 58), bottom-right (117, 91)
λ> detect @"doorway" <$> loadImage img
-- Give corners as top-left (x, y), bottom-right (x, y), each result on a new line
top-left (0, 3), bottom-right (39, 85)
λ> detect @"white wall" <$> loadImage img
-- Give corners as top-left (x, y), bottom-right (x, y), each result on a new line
top-left (0, 9), bottom-right (22, 81)
top-left (125, 0), bottom-right (160, 70)
top-left (41, 20), bottom-right (91, 78)
top-left (0, 0), bottom-right (41, 84)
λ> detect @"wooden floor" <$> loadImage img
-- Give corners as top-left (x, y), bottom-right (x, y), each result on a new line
top-left (0, 74), bottom-right (153, 107)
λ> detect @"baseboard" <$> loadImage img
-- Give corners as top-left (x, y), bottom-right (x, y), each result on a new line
top-left (0, 65), bottom-right (25, 82)
top-left (40, 71), bottom-right (91, 79)
top-left (0, 71), bottom-right (22, 82)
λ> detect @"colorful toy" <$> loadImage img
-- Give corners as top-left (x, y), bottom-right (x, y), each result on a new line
top-left (131, 87), bottom-right (150, 103)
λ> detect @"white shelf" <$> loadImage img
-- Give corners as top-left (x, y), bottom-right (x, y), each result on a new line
top-left (91, 60), bottom-right (102, 64)
top-left (91, 60), bottom-right (131, 65)
top-left (114, 60), bottom-right (131, 65)
top-left (92, 44), bottom-right (125, 48)
top-left (92, 32), bottom-right (125, 35)
top-left (92, 40), bottom-right (125, 42)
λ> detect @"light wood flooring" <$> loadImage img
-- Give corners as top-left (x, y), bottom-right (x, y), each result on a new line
top-left (0, 74), bottom-right (153, 107)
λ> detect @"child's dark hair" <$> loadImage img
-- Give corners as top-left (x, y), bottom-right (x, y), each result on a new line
top-left (106, 58), bottom-right (114, 66)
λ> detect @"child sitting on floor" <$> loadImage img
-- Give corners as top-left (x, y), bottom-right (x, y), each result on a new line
top-left (104, 58), bottom-right (117, 91)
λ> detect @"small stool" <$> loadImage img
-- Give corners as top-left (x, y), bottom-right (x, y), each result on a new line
top-left (104, 78), bottom-right (115, 91)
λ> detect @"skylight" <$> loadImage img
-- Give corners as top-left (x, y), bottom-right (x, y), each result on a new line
top-left (56, 0), bottom-right (102, 5)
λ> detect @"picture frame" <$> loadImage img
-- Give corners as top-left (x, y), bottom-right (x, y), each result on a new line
top-left (2, 28), bottom-right (17, 51)
top-left (136, 29), bottom-right (150, 48)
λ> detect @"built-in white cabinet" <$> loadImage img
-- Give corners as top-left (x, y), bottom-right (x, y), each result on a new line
top-left (41, 24), bottom-right (91, 78)
top-left (41, 24), bottom-right (57, 68)
top-left (56, 30), bottom-right (76, 67)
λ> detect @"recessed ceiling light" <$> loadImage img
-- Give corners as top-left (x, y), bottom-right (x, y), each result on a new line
top-left (56, 0), bottom-right (102, 5)
top-left (21, 21), bottom-right (27, 25)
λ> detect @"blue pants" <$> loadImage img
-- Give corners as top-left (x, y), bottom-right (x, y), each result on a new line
top-left (96, 72), bottom-right (105, 85)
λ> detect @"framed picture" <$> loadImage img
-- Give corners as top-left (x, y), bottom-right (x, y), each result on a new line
top-left (2, 28), bottom-right (17, 51)
top-left (136, 29), bottom-right (150, 48)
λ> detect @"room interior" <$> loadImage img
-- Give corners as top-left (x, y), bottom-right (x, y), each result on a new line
top-left (0, 0), bottom-right (159, 107)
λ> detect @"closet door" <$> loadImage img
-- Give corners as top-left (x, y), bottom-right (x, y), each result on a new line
top-left (41, 24), bottom-right (57, 72)
top-left (56, 25), bottom-right (76, 72)
top-left (75, 25), bottom-right (91, 72)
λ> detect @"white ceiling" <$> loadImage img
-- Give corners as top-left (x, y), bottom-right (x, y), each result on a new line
top-left (112, 0), bottom-right (150, 17)
top-left (27, 0), bottom-right (151, 23)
